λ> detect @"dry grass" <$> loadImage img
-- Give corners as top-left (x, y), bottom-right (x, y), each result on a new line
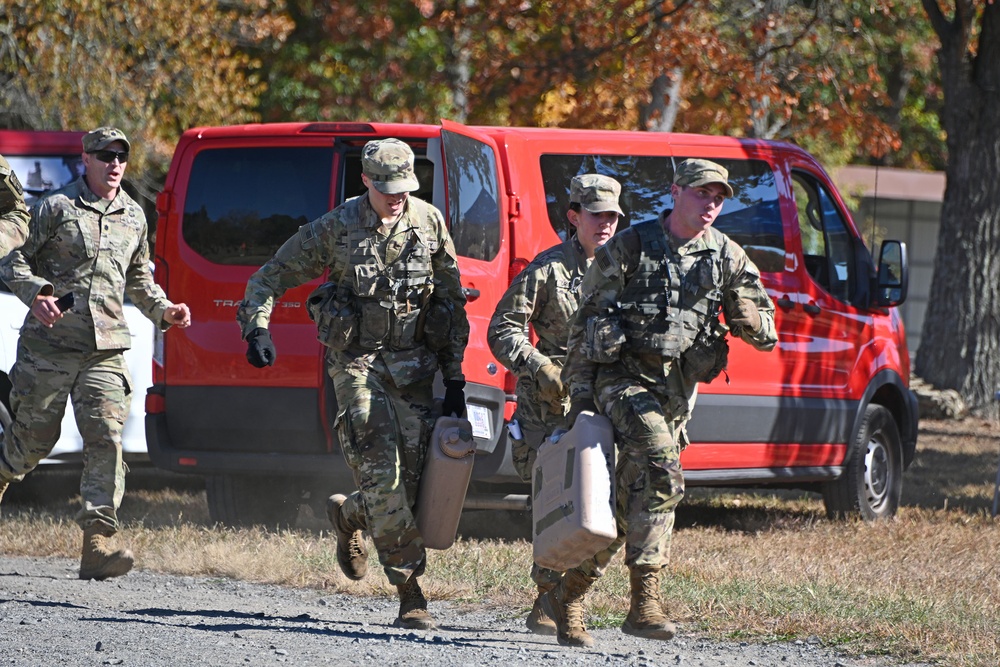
top-left (3, 418), bottom-right (1000, 666)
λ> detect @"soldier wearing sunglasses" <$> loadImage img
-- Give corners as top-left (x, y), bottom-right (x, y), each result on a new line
top-left (0, 127), bottom-right (191, 582)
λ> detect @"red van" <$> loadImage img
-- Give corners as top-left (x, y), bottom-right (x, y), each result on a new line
top-left (145, 121), bottom-right (917, 526)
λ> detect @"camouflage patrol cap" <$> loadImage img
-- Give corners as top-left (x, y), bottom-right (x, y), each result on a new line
top-left (83, 127), bottom-right (131, 153)
top-left (570, 174), bottom-right (624, 216)
top-left (673, 158), bottom-right (734, 198)
top-left (362, 138), bottom-right (420, 194)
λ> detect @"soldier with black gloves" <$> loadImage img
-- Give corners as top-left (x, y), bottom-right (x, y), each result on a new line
top-left (237, 138), bottom-right (469, 631)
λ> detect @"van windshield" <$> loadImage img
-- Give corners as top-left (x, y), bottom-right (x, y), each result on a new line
top-left (4, 155), bottom-right (84, 206)
top-left (540, 155), bottom-right (786, 272)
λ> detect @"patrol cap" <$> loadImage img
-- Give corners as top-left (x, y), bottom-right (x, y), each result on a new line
top-left (362, 138), bottom-right (420, 194)
top-left (570, 174), bottom-right (624, 216)
top-left (83, 127), bottom-right (131, 153)
top-left (673, 158), bottom-right (734, 198)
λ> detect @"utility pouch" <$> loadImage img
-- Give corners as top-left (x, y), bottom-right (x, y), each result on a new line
top-left (680, 318), bottom-right (730, 383)
top-left (358, 299), bottom-right (390, 349)
top-left (307, 282), bottom-right (357, 350)
top-left (420, 298), bottom-right (454, 352)
top-left (584, 311), bottom-right (626, 363)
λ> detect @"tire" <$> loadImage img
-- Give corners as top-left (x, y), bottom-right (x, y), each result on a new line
top-left (823, 404), bottom-right (903, 521)
top-left (205, 474), bottom-right (301, 529)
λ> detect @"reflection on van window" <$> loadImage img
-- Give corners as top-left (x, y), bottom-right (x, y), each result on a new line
top-left (5, 155), bottom-right (84, 206)
top-left (182, 147), bottom-right (334, 266)
top-left (539, 155), bottom-right (785, 272)
top-left (792, 172), bottom-right (856, 303)
top-left (441, 130), bottom-right (501, 262)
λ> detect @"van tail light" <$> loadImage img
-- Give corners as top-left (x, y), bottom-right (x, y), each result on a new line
top-left (509, 257), bottom-right (530, 285)
top-left (145, 387), bottom-right (165, 415)
top-left (503, 369), bottom-right (518, 398)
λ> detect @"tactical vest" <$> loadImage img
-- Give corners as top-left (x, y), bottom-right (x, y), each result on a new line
top-left (341, 200), bottom-right (437, 351)
top-left (618, 220), bottom-right (725, 357)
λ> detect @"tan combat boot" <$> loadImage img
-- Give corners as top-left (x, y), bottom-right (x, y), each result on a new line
top-left (539, 569), bottom-right (597, 647)
top-left (394, 577), bottom-right (437, 630)
top-left (525, 582), bottom-right (557, 635)
top-left (326, 494), bottom-right (368, 580)
top-left (621, 565), bottom-right (676, 640)
top-left (79, 524), bottom-right (134, 581)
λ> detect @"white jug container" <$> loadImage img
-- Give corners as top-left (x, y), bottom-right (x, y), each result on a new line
top-left (532, 411), bottom-right (616, 571)
top-left (415, 416), bottom-right (476, 549)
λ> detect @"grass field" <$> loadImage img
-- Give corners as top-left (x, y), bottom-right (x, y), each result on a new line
top-left (2, 417), bottom-right (999, 666)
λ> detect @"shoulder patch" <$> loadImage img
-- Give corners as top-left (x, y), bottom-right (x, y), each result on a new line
top-left (298, 220), bottom-right (318, 249)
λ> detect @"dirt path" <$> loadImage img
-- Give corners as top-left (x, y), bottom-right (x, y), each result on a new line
top-left (0, 555), bottom-right (932, 667)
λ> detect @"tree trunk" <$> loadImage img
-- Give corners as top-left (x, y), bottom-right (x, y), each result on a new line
top-left (640, 68), bottom-right (682, 132)
top-left (916, 1), bottom-right (1000, 419)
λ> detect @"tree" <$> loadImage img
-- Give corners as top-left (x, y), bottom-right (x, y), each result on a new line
top-left (916, 0), bottom-right (1000, 419)
top-left (0, 0), bottom-right (291, 198)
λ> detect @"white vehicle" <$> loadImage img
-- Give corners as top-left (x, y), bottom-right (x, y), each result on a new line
top-left (1, 129), bottom-right (154, 466)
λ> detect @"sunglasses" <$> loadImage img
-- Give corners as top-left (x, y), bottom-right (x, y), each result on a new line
top-left (89, 149), bottom-right (129, 164)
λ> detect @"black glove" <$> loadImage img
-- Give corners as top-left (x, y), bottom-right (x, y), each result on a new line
top-left (567, 396), bottom-right (598, 426)
top-left (442, 379), bottom-right (467, 417)
top-left (245, 328), bottom-right (276, 368)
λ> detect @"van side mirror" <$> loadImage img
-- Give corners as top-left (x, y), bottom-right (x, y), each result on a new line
top-left (874, 239), bottom-right (908, 307)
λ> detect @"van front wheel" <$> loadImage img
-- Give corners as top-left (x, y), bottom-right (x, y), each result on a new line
top-left (822, 404), bottom-right (902, 521)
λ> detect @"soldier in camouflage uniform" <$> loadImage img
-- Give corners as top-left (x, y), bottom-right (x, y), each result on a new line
top-left (0, 128), bottom-right (192, 580)
top-left (237, 138), bottom-right (469, 631)
top-left (541, 159), bottom-right (778, 647)
top-left (0, 153), bottom-right (30, 258)
top-left (487, 174), bottom-right (622, 635)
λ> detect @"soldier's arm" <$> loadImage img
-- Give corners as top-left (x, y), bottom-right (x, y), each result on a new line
top-left (430, 209), bottom-right (469, 381)
top-left (0, 199), bottom-right (57, 305)
top-left (487, 259), bottom-right (552, 378)
top-left (125, 215), bottom-right (172, 329)
top-left (0, 157), bottom-right (29, 257)
top-left (722, 240), bottom-right (777, 351)
top-left (236, 216), bottom-right (334, 338)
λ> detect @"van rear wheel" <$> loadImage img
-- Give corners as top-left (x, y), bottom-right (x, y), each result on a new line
top-left (205, 474), bottom-right (301, 529)
top-left (822, 404), bottom-right (902, 521)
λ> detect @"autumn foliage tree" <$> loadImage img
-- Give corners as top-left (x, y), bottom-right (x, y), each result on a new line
top-left (0, 0), bottom-right (291, 197)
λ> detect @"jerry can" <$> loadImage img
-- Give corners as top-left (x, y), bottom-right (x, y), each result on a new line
top-left (532, 411), bottom-right (616, 571)
top-left (415, 416), bottom-right (477, 550)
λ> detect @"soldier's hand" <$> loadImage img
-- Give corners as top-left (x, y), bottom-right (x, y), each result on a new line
top-left (31, 294), bottom-right (65, 328)
top-left (245, 328), bottom-right (277, 368)
top-left (536, 363), bottom-right (566, 408)
top-left (727, 295), bottom-right (762, 334)
top-left (442, 379), bottom-right (467, 418)
top-left (164, 303), bottom-right (192, 328)
top-left (567, 396), bottom-right (598, 426)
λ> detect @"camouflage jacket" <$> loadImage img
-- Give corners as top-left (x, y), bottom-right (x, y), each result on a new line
top-left (0, 177), bottom-right (173, 352)
top-left (488, 235), bottom-right (588, 378)
top-left (0, 154), bottom-right (29, 258)
top-left (237, 193), bottom-right (469, 382)
top-left (563, 216), bottom-right (777, 402)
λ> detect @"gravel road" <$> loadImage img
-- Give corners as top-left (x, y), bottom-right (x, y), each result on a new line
top-left (0, 556), bottom-right (932, 667)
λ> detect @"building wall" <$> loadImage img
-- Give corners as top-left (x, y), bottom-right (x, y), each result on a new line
top-left (833, 166), bottom-right (945, 356)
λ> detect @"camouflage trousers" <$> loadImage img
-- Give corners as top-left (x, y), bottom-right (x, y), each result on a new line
top-left (329, 355), bottom-right (436, 586)
top-left (569, 371), bottom-right (689, 578)
top-left (0, 337), bottom-right (131, 531)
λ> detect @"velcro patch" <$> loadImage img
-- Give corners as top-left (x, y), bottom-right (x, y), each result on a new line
top-left (595, 245), bottom-right (618, 278)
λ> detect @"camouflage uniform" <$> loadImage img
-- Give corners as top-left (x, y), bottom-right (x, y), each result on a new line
top-left (563, 210), bottom-right (777, 579)
top-left (0, 165), bottom-right (174, 531)
top-left (0, 153), bottom-right (30, 258)
top-left (237, 161), bottom-right (468, 586)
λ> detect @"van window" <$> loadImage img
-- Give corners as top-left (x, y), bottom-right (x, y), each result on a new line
top-left (4, 155), bottom-right (84, 206)
top-left (181, 147), bottom-right (334, 266)
top-left (539, 155), bottom-right (785, 272)
top-left (792, 172), bottom-right (856, 302)
top-left (441, 130), bottom-right (501, 261)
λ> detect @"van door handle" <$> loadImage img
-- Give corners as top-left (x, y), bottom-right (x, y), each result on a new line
top-left (463, 287), bottom-right (481, 301)
top-left (776, 297), bottom-right (795, 310)
top-left (803, 302), bottom-right (821, 315)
